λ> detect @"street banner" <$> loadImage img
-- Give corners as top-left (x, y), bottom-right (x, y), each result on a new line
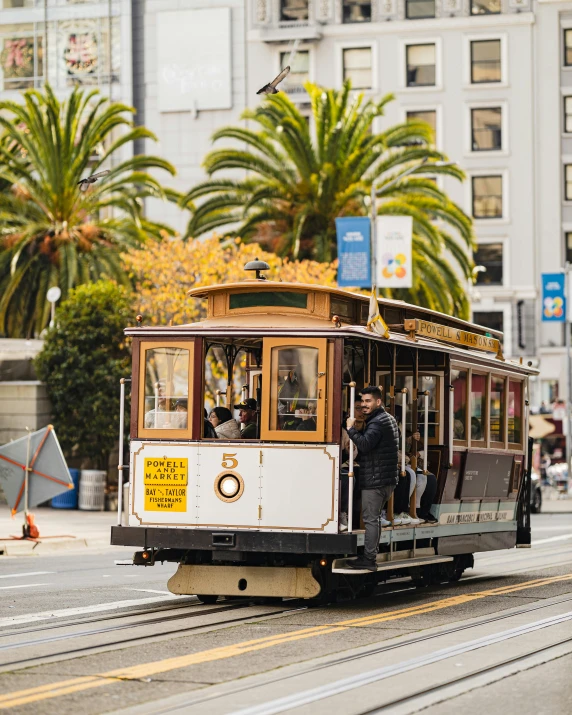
top-left (376, 216), bottom-right (413, 288)
top-left (335, 217), bottom-right (371, 288)
top-left (541, 273), bottom-right (566, 322)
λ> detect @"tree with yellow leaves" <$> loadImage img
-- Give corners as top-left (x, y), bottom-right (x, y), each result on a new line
top-left (124, 236), bottom-right (337, 328)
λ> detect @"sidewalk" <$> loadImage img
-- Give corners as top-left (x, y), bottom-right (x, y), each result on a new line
top-left (0, 507), bottom-right (117, 556)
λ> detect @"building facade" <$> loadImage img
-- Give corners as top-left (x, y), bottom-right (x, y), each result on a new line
top-left (2, 0), bottom-right (572, 408)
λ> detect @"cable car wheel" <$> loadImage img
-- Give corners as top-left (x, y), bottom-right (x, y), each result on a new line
top-left (196, 594), bottom-right (219, 604)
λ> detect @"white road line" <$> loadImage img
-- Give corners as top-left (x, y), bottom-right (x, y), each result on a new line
top-left (0, 594), bottom-right (186, 628)
top-left (0, 583), bottom-right (50, 591)
top-left (0, 572), bottom-right (54, 580)
top-left (127, 588), bottom-right (174, 595)
top-left (531, 534), bottom-right (572, 545)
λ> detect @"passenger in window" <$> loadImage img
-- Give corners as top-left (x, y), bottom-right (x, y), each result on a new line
top-left (410, 430), bottom-right (438, 524)
top-left (209, 407), bottom-right (241, 439)
top-left (203, 408), bottom-right (218, 439)
top-left (346, 387), bottom-right (399, 571)
top-left (173, 399), bottom-right (188, 429)
top-left (295, 401), bottom-right (317, 431)
top-left (234, 398), bottom-right (259, 439)
top-left (144, 380), bottom-right (170, 428)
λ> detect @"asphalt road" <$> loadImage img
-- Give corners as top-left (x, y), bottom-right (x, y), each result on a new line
top-left (0, 513), bottom-right (570, 715)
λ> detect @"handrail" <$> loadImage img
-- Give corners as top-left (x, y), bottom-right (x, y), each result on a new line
top-left (449, 384), bottom-right (454, 467)
top-left (400, 388), bottom-right (408, 477)
top-left (215, 389), bottom-right (226, 407)
top-left (421, 389), bottom-right (429, 475)
top-left (117, 378), bottom-right (131, 527)
top-left (348, 381), bottom-right (356, 533)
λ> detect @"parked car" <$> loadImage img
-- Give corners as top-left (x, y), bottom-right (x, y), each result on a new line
top-left (531, 468), bottom-right (542, 513)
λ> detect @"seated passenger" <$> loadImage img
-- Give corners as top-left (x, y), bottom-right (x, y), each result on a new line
top-left (409, 430), bottom-right (438, 523)
top-left (296, 402), bottom-right (317, 431)
top-left (174, 399), bottom-right (188, 429)
top-left (234, 398), bottom-right (259, 439)
top-left (203, 408), bottom-right (218, 439)
top-left (209, 406), bottom-right (241, 439)
top-left (145, 380), bottom-right (169, 428)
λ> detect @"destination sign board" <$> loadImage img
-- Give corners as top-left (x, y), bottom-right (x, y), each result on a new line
top-left (404, 319), bottom-right (503, 357)
top-left (144, 457), bottom-right (188, 512)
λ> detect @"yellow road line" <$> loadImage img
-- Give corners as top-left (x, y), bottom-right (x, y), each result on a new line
top-left (2, 572), bottom-right (572, 709)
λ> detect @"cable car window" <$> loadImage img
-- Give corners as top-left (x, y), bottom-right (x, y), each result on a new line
top-left (490, 376), bottom-right (505, 443)
top-left (508, 380), bottom-right (522, 444)
top-left (420, 374), bottom-right (439, 441)
top-left (229, 292), bottom-right (308, 310)
top-left (452, 369), bottom-right (468, 441)
top-left (271, 346), bottom-right (320, 432)
top-left (470, 372), bottom-right (487, 442)
top-left (331, 298), bottom-right (354, 321)
top-left (143, 347), bottom-right (189, 430)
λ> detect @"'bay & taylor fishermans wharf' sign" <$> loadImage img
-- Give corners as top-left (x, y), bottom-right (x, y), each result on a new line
top-left (403, 319), bottom-right (503, 357)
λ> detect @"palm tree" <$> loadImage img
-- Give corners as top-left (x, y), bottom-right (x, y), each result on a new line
top-left (0, 84), bottom-right (176, 338)
top-left (181, 82), bottom-right (474, 318)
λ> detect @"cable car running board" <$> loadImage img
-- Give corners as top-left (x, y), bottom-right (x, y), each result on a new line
top-left (332, 554), bottom-right (454, 575)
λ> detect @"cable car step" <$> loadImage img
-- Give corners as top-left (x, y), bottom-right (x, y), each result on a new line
top-left (332, 554), bottom-right (454, 575)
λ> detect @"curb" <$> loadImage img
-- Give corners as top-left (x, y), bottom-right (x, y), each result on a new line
top-left (0, 537), bottom-right (115, 556)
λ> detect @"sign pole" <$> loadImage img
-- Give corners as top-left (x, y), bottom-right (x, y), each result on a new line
top-left (567, 263), bottom-right (572, 489)
top-left (371, 183), bottom-right (377, 297)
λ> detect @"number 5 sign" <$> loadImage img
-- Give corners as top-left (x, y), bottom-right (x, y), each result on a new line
top-left (221, 453), bottom-right (238, 469)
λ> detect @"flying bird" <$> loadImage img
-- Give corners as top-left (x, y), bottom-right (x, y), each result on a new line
top-left (256, 66), bottom-right (290, 95)
top-left (77, 169), bottom-right (110, 192)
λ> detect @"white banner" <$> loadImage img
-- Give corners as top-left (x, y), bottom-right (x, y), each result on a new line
top-left (376, 216), bottom-right (413, 288)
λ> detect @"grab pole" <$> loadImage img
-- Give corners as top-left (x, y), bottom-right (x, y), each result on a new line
top-left (117, 378), bottom-right (130, 527)
top-left (348, 381), bottom-right (356, 533)
top-left (449, 384), bottom-right (454, 467)
top-left (400, 388), bottom-right (408, 477)
top-left (423, 390), bottom-right (429, 474)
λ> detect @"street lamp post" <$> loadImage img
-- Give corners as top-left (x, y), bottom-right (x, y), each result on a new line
top-left (46, 286), bottom-right (61, 329)
top-left (369, 159), bottom-right (457, 296)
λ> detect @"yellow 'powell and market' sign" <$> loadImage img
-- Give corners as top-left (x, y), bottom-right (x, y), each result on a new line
top-left (404, 319), bottom-right (503, 357)
top-left (144, 457), bottom-right (188, 512)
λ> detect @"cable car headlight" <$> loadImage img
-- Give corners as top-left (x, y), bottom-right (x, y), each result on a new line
top-left (215, 472), bottom-right (244, 503)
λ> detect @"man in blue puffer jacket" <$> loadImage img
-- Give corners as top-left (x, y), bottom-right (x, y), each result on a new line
top-left (346, 386), bottom-right (399, 571)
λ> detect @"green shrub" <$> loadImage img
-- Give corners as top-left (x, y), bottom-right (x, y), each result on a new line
top-left (35, 281), bottom-right (133, 472)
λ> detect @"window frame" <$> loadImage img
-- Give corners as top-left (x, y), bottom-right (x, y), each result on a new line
top-left (508, 378), bottom-right (525, 449)
top-left (464, 35), bottom-right (507, 88)
top-left (468, 104), bottom-right (505, 154)
top-left (336, 40), bottom-right (377, 92)
top-left (471, 173), bottom-right (504, 221)
top-left (260, 338), bottom-right (328, 443)
top-left (342, 0), bottom-right (372, 24)
top-left (564, 28), bottom-right (572, 68)
top-left (473, 239), bottom-right (506, 287)
top-left (400, 38), bottom-right (442, 91)
top-left (405, 0), bottom-right (436, 20)
top-left (451, 367), bottom-right (469, 448)
top-left (470, 0), bottom-right (501, 16)
top-left (342, 46), bottom-right (373, 90)
top-left (489, 373), bottom-right (507, 449)
top-left (565, 164), bottom-right (572, 202)
top-left (405, 42), bottom-right (437, 89)
top-left (404, 105), bottom-right (441, 148)
top-left (137, 340), bottom-right (194, 440)
top-left (277, 47), bottom-right (312, 100)
top-left (564, 96), bottom-right (572, 134)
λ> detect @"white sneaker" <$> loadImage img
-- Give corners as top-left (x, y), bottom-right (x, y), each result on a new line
top-left (379, 517), bottom-right (391, 527)
top-left (392, 515), bottom-right (403, 525)
top-left (339, 512), bottom-right (348, 532)
top-left (397, 512), bottom-right (412, 525)
top-left (409, 517), bottom-right (421, 525)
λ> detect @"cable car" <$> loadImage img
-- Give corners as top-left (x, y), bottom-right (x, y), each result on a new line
top-left (111, 261), bottom-right (535, 602)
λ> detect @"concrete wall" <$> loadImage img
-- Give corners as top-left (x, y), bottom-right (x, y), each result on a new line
top-left (0, 382), bottom-right (52, 445)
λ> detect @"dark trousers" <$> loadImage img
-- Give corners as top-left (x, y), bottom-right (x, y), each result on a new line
top-left (393, 472), bottom-right (412, 514)
top-left (362, 485), bottom-right (395, 563)
top-left (417, 471), bottom-right (437, 518)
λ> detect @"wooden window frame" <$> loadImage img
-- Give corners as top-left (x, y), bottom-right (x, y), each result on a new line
top-left (451, 367), bottom-right (469, 448)
top-left (137, 340), bottom-right (194, 440)
top-left (260, 338), bottom-right (328, 443)
top-left (508, 377), bottom-right (525, 451)
top-left (489, 373), bottom-right (507, 450)
top-left (469, 369), bottom-right (488, 448)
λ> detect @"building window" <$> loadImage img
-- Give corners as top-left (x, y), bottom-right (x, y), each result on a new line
top-left (565, 97), bottom-right (572, 133)
top-left (566, 165), bottom-right (572, 201)
top-left (471, 0), bottom-right (500, 15)
top-left (474, 243), bottom-right (503, 285)
top-left (0, 25), bottom-right (43, 90)
top-left (343, 47), bottom-right (372, 89)
top-left (473, 311), bottom-right (504, 334)
top-left (406, 44), bottom-right (436, 87)
top-left (565, 30), bottom-right (572, 66)
top-left (472, 175), bottom-right (503, 219)
top-left (406, 0), bottom-right (436, 19)
top-left (280, 0), bottom-right (309, 22)
top-left (566, 232), bottom-right (572, 263)
top-left (470, 39), bottom-right (501, 84)
top-left (406, 110), bottom-right (436, 144)
top-left (471, 107), bottom-right (502, 151)
top-left (279, 50), bottom-right (309, 93)
top-left (343, 0), bottom-right (371, 23)
top-left (2, 1), bottom-right (35, 6)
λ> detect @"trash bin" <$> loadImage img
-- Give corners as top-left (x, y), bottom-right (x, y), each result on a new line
top-left (79, 470), bottom-right (106, 511)
top-left (51, 468), bottom-right (80, 509)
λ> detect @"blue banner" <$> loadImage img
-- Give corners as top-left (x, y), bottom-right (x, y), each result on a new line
top-left (541, 273), bottom-right (566, 322)
top-left (335, 217), bottom-right (371, 288)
